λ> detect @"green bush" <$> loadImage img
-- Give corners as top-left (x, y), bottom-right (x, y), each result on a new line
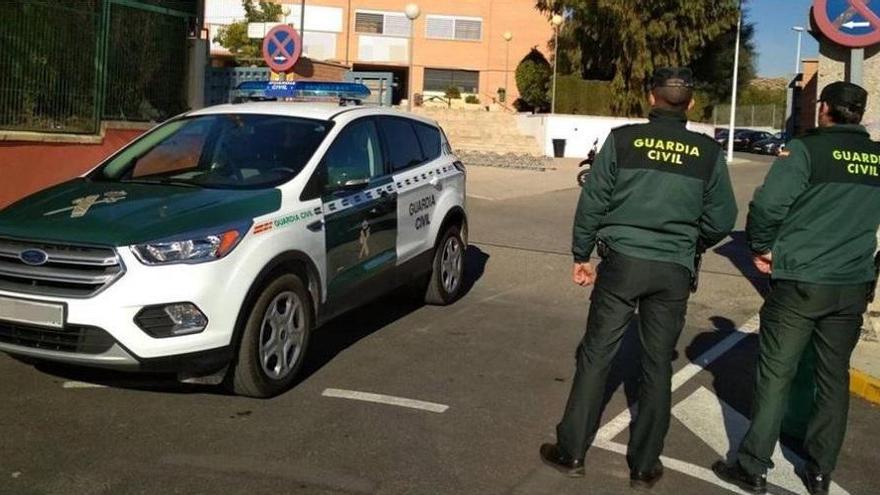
top-left (465, 95), bottom-right (480, 104)
top-left (445, 86), bottom-right (462, 100)
top-left (515, 48), bottom-right (551, 112)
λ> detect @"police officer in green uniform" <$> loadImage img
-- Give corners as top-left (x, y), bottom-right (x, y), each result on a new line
top-left (714, 82), bottom-right (880, 495)
top-left (539, 67), bottom-right (738, 489)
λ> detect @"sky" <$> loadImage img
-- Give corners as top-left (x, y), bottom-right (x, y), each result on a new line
top-left (749, 0), bottom-right (820, 77)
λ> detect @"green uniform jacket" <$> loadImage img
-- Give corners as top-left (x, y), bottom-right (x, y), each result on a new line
top-left (572, 109), bottom-right (738, 272)
top-left (747, 125), bottom-right (880, 284)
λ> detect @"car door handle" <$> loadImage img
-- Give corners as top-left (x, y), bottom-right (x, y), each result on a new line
top-left (306, 220), bottom-right (324, 232)
top-left (429, 177), bottom-right (441, 189)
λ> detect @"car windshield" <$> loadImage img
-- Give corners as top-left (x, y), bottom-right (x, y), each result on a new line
top-left (91, 114), bottom-right (332, 189)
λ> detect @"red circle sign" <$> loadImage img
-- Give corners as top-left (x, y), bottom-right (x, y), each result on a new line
top-left (261, 24), bottom-right (303, 73)
top-left (813, 0), bottom-right (880, 48)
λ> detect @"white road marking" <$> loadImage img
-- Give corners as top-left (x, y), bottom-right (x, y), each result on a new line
top-left (672, 387), bottom-right (850, 495)
top-left (593, 438), bottom-right (755, 495)
top-left (322, 388), bottom-right (449, 413)
top-left (596, 314), bottom-right (761, 442)
top-left (62, 381), bottom-right (107, 389)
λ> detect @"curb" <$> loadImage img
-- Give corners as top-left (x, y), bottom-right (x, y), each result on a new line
top-left (850, 368), bottom-right (880, 405)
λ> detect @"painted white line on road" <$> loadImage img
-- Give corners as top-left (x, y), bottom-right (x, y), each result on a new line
top-left (322, 388), bottom-right (449, 413)
top-left (673, 387), bottom-right (850, 495)
top-left (596, 314), bottom-right (761, 442)
top-left (593, 439), bottom-right (754, 495)
top-left (61, 381), bottom-right (107, 389)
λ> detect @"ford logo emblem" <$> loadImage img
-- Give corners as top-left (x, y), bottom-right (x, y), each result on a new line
top-left (19, 249), bottom-right (49, 266)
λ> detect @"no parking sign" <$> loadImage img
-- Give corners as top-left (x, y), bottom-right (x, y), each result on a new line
top-left (813, 0), bottom-right (880, 48)
top-left (261, 24), bottom-right (302, 73)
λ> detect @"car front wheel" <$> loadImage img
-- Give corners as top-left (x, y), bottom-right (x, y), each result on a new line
top-left (228, 273), bottom-right (312, 398)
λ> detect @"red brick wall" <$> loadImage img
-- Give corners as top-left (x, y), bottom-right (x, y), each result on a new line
top-left (0, 128), bottom-right (145, 209)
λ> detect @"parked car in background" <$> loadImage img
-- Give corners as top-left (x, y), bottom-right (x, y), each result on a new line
top-left (751, 136), bottom-right (787, 156)
top-left (733, 130), bottom-right (774, 152)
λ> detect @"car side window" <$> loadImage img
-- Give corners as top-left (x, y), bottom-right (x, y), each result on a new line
top-left (322, 118), bottom-right (384, 188)
top-left (379, 117), bottom-right (425, 172)
top-left (414, 123), bottom-right (442, 162)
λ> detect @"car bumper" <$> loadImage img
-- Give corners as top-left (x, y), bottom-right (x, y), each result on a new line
top-left (0, 247), bottom-right (249, 371)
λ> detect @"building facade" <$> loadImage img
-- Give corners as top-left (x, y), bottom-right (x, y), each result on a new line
top-left (205, 0), bottom-right (554, 105)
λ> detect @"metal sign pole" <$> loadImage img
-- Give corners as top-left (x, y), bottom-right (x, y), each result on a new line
top-left (849, 48), bottom-right (865, 84)
top-left (726, 1), bottom-right (743, 163)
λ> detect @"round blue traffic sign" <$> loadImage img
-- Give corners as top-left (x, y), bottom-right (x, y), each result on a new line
top-left (261, 24), bottom-right (303, 73)
top-left (813, 0), bottom-right (880, 48)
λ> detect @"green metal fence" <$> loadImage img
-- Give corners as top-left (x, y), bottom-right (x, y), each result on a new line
top-left (0, 0), bottom-right (196, 135)
top-left (712, 104), bottom-right (785, 130)
top-left (0, 1), bottom-right (100, 133)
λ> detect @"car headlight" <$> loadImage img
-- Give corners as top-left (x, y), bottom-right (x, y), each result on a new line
top-left (131, 222), bottom-right (250, 265)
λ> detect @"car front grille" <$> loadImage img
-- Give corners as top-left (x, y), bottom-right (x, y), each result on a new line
top-left (0, 321), bottom-right (116, 354)
top-left (0, 238), bottom-right (124, 298)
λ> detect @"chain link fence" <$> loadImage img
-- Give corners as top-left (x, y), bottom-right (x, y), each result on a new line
top-left (0, 0), bottom-right (196, 135)
top-left (712, 104), bottom-right (785, 130)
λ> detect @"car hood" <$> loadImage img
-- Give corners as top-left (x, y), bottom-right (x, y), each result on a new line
top-left (0, 179), bottom-right (282, 246)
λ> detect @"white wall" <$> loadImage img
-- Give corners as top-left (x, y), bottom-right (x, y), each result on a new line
top-left (517, 113), bottom-right (716, 159)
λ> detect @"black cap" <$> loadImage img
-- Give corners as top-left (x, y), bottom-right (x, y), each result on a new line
top-left (820, 81), bottom-right (868, 112)
top-left (651, 67), bottom-right (695, 89)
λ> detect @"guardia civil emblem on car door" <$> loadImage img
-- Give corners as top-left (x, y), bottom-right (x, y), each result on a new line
top-left (44, 191), bottom-right (128, 218)
top-left (358, 220), bottom-right (371, 260)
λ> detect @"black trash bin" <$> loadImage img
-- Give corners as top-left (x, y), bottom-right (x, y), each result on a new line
top-left (552, 139), bottom-right (566, 158)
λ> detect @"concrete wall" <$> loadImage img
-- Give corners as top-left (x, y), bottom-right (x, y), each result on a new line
top-left (517, 114), bottom-right (716, 159)
top-left (818, 43), bottom-right (880, 139)
top-left (0, 126), bottom-right (149, 209)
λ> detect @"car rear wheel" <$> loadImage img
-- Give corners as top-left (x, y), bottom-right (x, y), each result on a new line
top-left (424, 226), bottom-right (465, 305)
top-left (228, 273), bottom-right (312, 398)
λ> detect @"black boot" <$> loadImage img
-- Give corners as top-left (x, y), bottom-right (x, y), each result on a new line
top-left (539, 443), bottom-right (585, 477)
top-left (630, 462), bottom-right (664, 490)
top-left (801, 469), bottom-right (831, 495)
top-left (712, 460), bottom-right (767, 494)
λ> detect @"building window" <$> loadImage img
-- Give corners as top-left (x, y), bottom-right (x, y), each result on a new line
top-left (425, 15), bottom-right (482, 41)
top-left (355, 11), bottom-right (410, 37)
top-left (424, 69), bottom-right (479, 94)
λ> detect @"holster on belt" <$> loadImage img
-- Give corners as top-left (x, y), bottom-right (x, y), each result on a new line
top-left (691, 242), bottom-right (707, 294)
top-left (870, 252), bottom-right (880, 302)
top-left (597, 240), bottom-right (610, 259)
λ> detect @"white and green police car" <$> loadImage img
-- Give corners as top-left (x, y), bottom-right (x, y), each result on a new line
top-left (0, 83), bottom-right (467, 397)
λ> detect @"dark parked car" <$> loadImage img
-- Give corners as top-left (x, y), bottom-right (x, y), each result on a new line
top-left (734, 130), bottom-right (774, 151)
top-left (751, 136), bottom-right (787, 156)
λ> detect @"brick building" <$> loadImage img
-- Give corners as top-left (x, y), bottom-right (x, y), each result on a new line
top-left (205, 0), bottom-right (554, 105)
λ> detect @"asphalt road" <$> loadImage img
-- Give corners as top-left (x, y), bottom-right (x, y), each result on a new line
top-left (2, 154), bottom-right (878, 495)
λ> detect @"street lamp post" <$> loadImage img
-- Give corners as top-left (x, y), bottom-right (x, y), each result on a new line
top-left (405, 3), bottom-right (421, 112)
top-left (792, 26), bottom-right (805, 74)
top-left (726, 0), bottom-right (743, 163)
top-left (784, 26), bottom-right (806, 137)
top-left (551, 14), bottom-right (563, 114)
top-left (503, 31), bottom-right (513, 103)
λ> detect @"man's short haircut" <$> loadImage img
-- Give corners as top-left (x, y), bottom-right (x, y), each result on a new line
top-left (825, 102), bottom-right (864, 125)
top-left (652, 86), bottom-right (693, 112)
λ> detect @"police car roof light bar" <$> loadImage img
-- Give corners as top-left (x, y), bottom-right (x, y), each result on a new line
top-left (231, 81), bottom-right (372, 106)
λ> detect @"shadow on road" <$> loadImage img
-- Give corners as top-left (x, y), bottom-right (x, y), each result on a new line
top-left (714, 231), bottom-right (770, 297)
top-left (25, 245), bottom-right (492, 397)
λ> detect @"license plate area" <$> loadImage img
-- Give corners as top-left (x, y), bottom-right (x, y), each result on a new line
top-left (0, 296), bottom-right (65, 329)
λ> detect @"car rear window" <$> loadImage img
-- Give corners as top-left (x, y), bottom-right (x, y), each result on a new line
top-left (414, 123), bottom-right (442, 162)
top-left (379, 117), bottom-right (425, 172)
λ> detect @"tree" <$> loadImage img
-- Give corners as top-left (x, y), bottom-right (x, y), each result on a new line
top-left (691, 22), bottom-right (757, 102)
top-left (536, 0), bottom-right (746, 116)
top-left (213, 0), bottom-right (284, 65)
top-left (515, 48), bottom-right (552, 113)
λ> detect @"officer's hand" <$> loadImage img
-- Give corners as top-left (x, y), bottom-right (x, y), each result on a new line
top-left (753, 252), bottom-right (773, 274)
top-left (572, 262), bottom-right (597, 287)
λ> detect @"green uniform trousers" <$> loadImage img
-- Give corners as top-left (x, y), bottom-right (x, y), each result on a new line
top-left (557, 251), bottom-right (691, 472)
top-left (738, 280), bottom-right (870, 476)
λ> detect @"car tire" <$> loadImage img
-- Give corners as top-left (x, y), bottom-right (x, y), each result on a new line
top-left (228, 273), bottom-right (312, 398)
top-left (424, 225), bottom-right (465, 306)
